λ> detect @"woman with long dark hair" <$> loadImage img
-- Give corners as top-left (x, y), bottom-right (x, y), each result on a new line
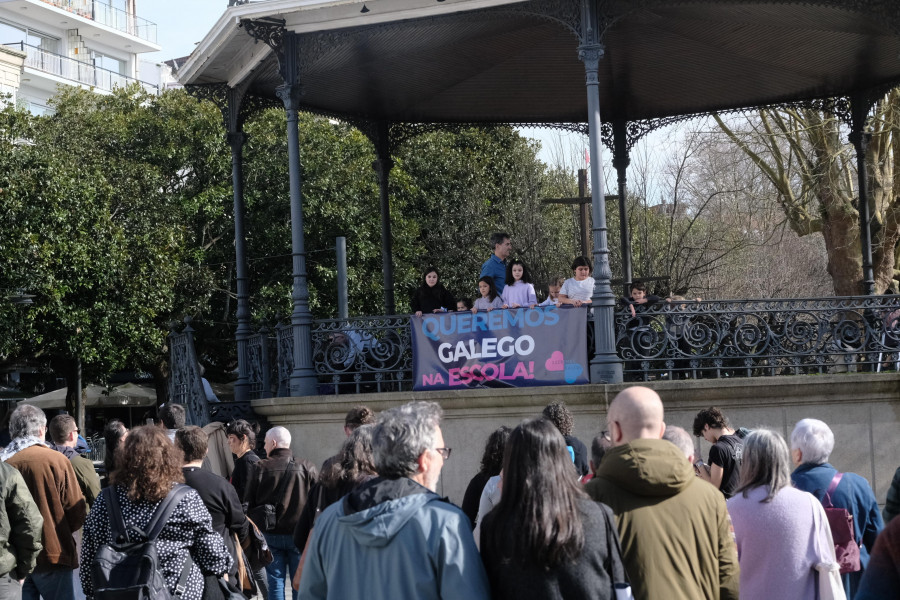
top-left (291, 424), bottom-right (378, 590)
top-left (480, 418), bottom-right (627, 600)
top-left (101, 419), bottom-right (128, 487)
top-left (411, 266), bottom-right (455, 317)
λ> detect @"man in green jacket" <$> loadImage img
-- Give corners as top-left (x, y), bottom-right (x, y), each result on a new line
top-left (0, 460), bottom-right (44, 600)
top-left (47, 415), bottom-right (100, 509)
top-left (585, 386), bottom-right (740, 600)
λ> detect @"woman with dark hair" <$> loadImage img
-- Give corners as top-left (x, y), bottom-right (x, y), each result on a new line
top-left (727, 429), bottom-right (836, 599)
top-left (225, 419), bottom-right (260, 504)
top-left (480, 418), bottom-right (627, 600)
top-left (101, 419), bottom-right (128, 488)
top-left (291, 425), bottom-right (378, 590)
top-left (461, 426), bottom-right (511, 527)
top-left (411, 266), bottom-right (455, 317)
top-left (80, 426), bottom-right (231, 600)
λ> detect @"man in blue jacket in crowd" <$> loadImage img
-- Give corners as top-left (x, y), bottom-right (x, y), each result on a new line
top-left (790, 418), bottom-right (884, 599)
top-left (299, 400), bottom-right (489, 600)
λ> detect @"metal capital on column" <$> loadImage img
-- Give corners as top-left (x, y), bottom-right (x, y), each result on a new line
top-left (850, 92), bottom-right (876, 296)
top-left (372, 121), bottom-right (396, 315)
top-left (612, 119), bottom-right (633, 298)
top-left (274, 31), bottom-right (317, 396)
top-left (579, 0), bottom-right (622, 384)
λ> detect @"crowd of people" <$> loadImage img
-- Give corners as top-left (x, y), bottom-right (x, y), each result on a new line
top-left (0, 392), bottom-right (897, 600)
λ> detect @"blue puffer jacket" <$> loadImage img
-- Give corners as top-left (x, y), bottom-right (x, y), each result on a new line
top-left (299, 476), bottom-right (489, 600)
top-left (792, 462), bottom-right (884, 599)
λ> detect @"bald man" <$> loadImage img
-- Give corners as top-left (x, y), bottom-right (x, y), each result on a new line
top-left (585, 387), bottom-right (739, 600)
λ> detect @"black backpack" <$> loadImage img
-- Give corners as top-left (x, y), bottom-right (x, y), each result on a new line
top-left (91, 484), bottom-right (194, 600)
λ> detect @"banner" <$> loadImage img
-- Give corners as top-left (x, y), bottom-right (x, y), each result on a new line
top-left (411, 306), bottom-right (589, 391)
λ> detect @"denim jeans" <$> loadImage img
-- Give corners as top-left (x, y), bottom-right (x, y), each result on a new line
top-left (264, 533), bottom-right (299, 600)
top-left (22, 568), bottom-right (74, 600)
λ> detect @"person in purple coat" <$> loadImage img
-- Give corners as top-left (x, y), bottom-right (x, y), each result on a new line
top-left (727, 429), bottom-right (837, 599)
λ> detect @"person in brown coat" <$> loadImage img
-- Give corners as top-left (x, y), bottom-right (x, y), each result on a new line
top-left (2, 404), bottom-right (85, 600)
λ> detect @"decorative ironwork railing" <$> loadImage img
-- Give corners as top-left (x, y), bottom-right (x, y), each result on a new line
top-left (616, 296), bottom-right (900, 381)
top-left (264, 296), bottom-right (900, 397)
top-left (6, 43), bottom-right (158, 94)
top-left (167, 318), bottom-right (210, 426)
top-left (37, 0), bottom-right (158, 43)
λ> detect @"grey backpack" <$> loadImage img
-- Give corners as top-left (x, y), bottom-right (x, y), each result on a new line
top-left (91, 484), bottom-right (193, 600)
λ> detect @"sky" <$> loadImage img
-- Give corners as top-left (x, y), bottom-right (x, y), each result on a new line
top-left (139, 0), bottom-right (226, 63)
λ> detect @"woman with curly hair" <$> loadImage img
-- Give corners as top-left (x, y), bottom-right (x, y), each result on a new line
top-left (461, 426), bottom-right (511, 527)
top-left (80, 425), bottom-right (232, 600)
top-left (291, 425), bottom-right (378, 590)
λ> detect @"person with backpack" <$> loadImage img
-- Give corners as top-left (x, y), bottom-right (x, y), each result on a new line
top-left (80, 425), bottom-right (232, 600)
top-left (790, 418), bottom-right (884, 599)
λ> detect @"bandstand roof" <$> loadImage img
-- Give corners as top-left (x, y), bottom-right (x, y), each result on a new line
top-left (177, 0), bottom-right (900, 125)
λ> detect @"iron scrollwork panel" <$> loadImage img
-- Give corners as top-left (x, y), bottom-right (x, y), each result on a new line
top-left (615, 296), bottom-right (900, 381)
top-left (310, 316), bottom-right (413, 396)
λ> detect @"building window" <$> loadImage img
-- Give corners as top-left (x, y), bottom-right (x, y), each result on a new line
top-left (0, 20), bottom-right (59, 54)
top-left (92, 51), bottom-right (125, 75)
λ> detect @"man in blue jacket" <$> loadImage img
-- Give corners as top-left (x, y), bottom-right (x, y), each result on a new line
top-left (299, 401), bottom-right (489, 600)
top-left (479, 232), bottom-right (512, 294)
top-left (790, 418), bottom-right (884, 599)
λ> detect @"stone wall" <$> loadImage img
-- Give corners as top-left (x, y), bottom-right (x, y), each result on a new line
top-left (252, 373), bottom-right (900, 508)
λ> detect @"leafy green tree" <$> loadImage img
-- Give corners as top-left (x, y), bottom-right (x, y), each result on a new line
top-left (0, 86), bottom-right (231, 411)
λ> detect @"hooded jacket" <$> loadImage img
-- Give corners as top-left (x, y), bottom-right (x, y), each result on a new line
top-left (585, 439), bottom-right (739, 600)
top-left (298, 476), bottom-right (489, 600)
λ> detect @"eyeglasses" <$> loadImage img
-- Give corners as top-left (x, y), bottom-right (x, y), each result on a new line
top-left (433, 447), bottom-right (452, 459)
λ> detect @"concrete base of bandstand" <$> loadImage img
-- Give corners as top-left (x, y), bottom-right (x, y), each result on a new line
top-left (252, 373), bottom-right (900, 507)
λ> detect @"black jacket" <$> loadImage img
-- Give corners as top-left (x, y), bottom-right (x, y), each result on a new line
top-left (246, 448), bottom-right (318, 535)
top-left (183, 467), bottom-right (249, 576)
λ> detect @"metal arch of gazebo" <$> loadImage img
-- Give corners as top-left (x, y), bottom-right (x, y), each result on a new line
top-left (177, 0), bottom-right (900, 399)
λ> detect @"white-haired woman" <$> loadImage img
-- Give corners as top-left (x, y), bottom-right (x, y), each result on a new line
top-left (790, 418), bottom-right (884, 598)
top-left (727, 429), bottom-right (836, 599)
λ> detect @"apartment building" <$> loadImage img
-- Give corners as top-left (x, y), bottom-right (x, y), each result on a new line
top-left (0, 0), bottom-right (161, 113)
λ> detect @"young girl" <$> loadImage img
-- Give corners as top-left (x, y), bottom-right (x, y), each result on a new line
top-left (501, 259), bottom-right (538, 309)
top-left (472, 276), bottom-right (505, 312)
top-left (457, 298), bottom-right (473, 312)
top-left (558, 256), bottom-right (595, 307)
top-left (539, 276), bottom-right (566, 307)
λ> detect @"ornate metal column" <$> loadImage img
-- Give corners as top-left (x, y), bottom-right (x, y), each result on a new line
top-left (579, 0), bottom-right (623, 383)
top-left (850, 92), bottom-right (876, 296)
top-left (372, 121), bottom-right (396, 315)
top-left (244, 20), bottom-right (317, 395)
top-left (226, 87), bottom-right (251, 402)
top-left (612, 119), bottom-right (633, 297)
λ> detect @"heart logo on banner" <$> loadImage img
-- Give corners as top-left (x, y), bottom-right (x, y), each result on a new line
top-left (564, 362), bottom-right (584, 383)
top-left (545, 351), bottom-right (565, 372)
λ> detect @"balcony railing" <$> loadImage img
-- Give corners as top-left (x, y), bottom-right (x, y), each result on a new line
top-left (38, 0), bottom-right (157, 44)
top-left (7, 42), bottom-right (158, 94)
top-left (280, 296), bottom-right (900, 395)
